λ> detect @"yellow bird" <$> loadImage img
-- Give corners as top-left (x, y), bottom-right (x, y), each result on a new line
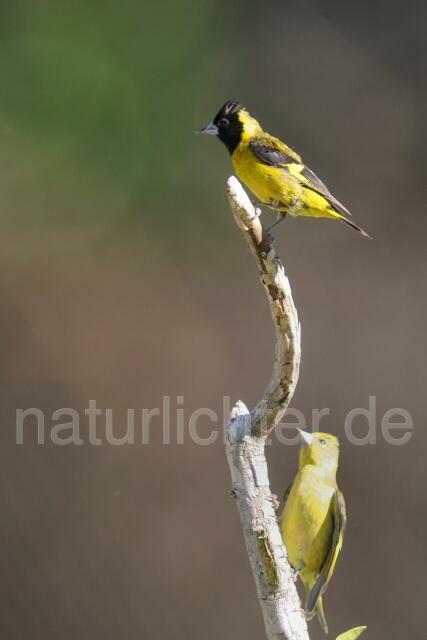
top-left (199, 100), bottom-right (370, 237)
top-left (279, 430), bottom-right (346, 634)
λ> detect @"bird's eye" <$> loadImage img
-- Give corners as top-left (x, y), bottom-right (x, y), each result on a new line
top-left (319, 439), bottom-right (326, 445)
top-left (219, 118), bottom-right (229, 128)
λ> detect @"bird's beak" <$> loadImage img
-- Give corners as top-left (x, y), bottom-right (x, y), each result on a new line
top-left (197, 122), bottom-right (218, 135)
top-left (297, 429), bottom-right (314, 446)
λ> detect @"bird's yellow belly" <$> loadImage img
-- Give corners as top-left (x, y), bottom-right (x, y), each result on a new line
top-left (279, 474), bottom-right (335, 586)
top-left (232, 148), bottom-right (300, 211)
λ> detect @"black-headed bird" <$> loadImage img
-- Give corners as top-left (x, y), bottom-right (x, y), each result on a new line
top-left (199, 100), bottom-right (370, 237)
top-left (279, 430), bottom-right (346, 634)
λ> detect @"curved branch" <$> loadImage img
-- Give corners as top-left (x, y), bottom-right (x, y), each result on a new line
top-left (225, 177), bottom-right (308, 640)
top-left (226, 177), bottom-right (301, 439)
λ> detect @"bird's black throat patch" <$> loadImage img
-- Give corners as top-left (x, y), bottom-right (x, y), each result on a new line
top-left (213, 100), bottom-right (244, 155)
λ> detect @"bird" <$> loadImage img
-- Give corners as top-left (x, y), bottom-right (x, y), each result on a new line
top-left (278, 430), bottom-right (346, 634)
top-left (199, 100), bottom-right (370, 237)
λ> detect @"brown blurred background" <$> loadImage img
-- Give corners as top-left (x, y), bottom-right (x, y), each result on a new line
top-left (0, 1), bottom-right (425, 638)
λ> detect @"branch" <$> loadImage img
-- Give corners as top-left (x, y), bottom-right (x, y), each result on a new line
top-left (225, 177), bottom-right (308, 640)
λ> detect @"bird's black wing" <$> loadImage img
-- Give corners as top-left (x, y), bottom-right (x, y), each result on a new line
top-left (250, 138), bottom-right (351, 217)
top-left (249, 137), bottom-right (301, 167)
top-left (306, 490), bottom-right (347, 616)
top-left (300, 166), bottom-right (330, 196)
top-left (299, 165), bottom-right (352, 217)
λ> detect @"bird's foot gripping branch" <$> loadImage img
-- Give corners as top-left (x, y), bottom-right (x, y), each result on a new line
top-left (223, 177), bottom-right (366, 640)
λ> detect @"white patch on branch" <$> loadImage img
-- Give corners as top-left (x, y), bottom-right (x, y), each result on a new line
top-left (225, 177), bottom-right (308, 640)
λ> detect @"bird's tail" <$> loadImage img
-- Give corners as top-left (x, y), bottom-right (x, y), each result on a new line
top-left (315, 597), bottom-right (328, 634)
top-left (333, 212), bottom-right (371, 239)
top-left (305, 595), bottom-right (328, 634)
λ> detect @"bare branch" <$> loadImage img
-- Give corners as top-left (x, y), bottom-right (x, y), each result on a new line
top-left (226, 177), bottom-right (301, 439)
top-left (225, 177), bottom-right (308, 640)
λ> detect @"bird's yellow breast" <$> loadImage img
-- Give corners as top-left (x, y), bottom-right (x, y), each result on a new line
top-left (231, 142), bottom-right (300, 210)
top-left (279, 466), bottom-right (335, 587)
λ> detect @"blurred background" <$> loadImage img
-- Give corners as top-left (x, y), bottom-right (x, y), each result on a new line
top-left (0, 1), bottom-right (425, 638)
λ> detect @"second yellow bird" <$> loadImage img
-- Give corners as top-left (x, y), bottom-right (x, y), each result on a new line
top-left (200, 100), bottom-right (370, 237)
top-left (279, 430), bottom-right (346, 634)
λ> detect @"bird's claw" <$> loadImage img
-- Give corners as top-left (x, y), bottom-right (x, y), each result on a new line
top-left (290, 561), bottom-right (304, 582)
top-left (270, 493), bottom-right (280, 510)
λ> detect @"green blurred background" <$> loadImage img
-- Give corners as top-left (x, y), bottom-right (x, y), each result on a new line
top-left (0, 1), bottom-right (425, 638)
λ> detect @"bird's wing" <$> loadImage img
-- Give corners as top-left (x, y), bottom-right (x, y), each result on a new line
top-left (249, 137), bottom-right (351, 217)
top-left (249, 136), bottom-right (302, 166)
top-left (289, 164), bottom-right (352, 217)
top-left (306, 489), bottom-right (347, 616)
